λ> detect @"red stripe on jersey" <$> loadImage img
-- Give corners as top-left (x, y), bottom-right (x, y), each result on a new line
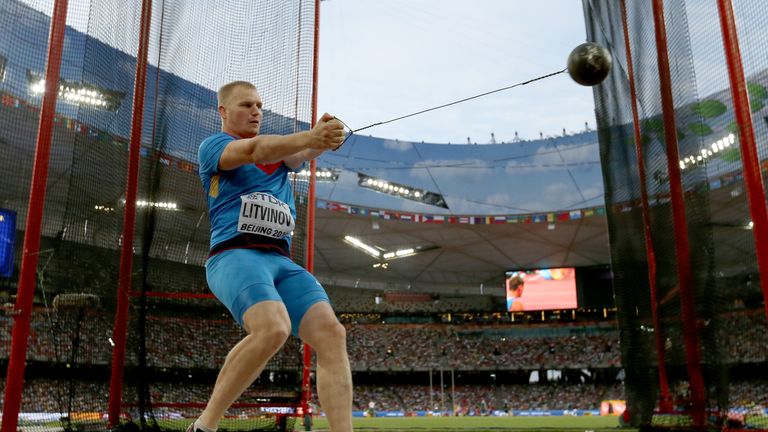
top-left (256, 162), bottom-right (282, 175)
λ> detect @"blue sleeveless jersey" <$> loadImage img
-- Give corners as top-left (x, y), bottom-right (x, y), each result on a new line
top-left (198, 132), bottom-right (300, 254)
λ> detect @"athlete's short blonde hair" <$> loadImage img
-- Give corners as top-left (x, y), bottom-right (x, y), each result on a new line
top-left (507, 275), bottom-right (524, 290)
top-left (217, 81), bottom-right (256, 107)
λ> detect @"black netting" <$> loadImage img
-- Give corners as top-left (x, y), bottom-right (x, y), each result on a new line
top-left (584, 0), bottom-right (767, 429)
top-left (0, 0), bottom-right (316, 431)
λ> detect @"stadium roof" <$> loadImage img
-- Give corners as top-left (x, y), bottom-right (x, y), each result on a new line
top-left (313, 206), bottom-right (609, 294)
top-left (9, 1), bottom-right (759, 295)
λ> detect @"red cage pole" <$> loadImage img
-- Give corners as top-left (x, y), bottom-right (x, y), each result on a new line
top-left (0, 2), bottom-right (69, 431)
top-left (619, 0), bottom-right (673, 413)
top-left (716, 0), bottom-right (768, 321)
top-left (650, 0), bottom-right (707, 426)
top-left (301, 0), bottom-right (322, 419)
top-left (107, 0), bottom-right (153, 426)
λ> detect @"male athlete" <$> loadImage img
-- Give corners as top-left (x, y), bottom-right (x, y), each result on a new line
top-left (506, 275), bottom-right (525, 312)
top-left (192, 81), bottom-right (353, 432)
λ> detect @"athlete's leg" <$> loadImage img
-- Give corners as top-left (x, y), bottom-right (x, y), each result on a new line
top-left (298, 302), bottom-right (353, 432)
top-left (273, 257), bottom-right (353, 431)
top-left (198, 249), bottom-right (289, 429)
top-left (198, 300), bottom-right (291, 428)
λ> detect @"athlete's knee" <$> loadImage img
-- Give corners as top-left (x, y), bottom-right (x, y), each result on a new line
top-left (265, 324), bottom-right (291, 352)
top-left (315, 318), bottom-right (348, 351)
top-left (251, 320), bottom-right (291, 353)
top-left (242, 303), bottom-right (292, 353)
top-left (328, 319), bottom-right (347, 344)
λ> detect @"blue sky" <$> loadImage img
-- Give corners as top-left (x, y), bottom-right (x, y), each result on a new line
top-left (317, 0), bottom-right (596, 144)
top-left (20, 0), bottom-right (597, 145)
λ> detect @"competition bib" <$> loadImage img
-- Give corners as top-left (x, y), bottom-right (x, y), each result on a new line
top-left (237, 192), bottom-right (294, 239)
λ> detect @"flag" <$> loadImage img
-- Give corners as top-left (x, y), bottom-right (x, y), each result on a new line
top-left (557, 212), bottom-right (570, 221)
top-left (424, 215), bottom-right (445, 224)
top-left (569, 210), bottom-right (582, 220)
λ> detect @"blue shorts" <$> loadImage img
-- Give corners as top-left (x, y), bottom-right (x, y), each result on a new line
top-left (205, 248), bottom-right (330, 335)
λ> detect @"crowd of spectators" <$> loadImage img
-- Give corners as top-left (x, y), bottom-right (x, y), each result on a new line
top-left (348, 382), bottom-right (626, 413)
top-left (327, 288), bottom-right (499, 314)
top-left (1, 313), bottom-right (624, 370)
top-left (719, 310), bottom-right (768, 363)
top-left (730, 381), bottom-right (768, 409)
top-left (0, 241), bottom-right (764, 420)
top-left (0, 312), bottom-right (302, 370)
top-left (345, 324), bottom-right (621, 370)
top-left (349, 381), bottom-right (768, 414)
top-left (3, 378), bottom-right (766, 416)
top-left (1, 308), bottom-right (764, 370)
top-left (142, 315), bottom-right (303, 370)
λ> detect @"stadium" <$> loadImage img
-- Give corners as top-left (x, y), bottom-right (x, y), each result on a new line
top-left (0, 1), bottom-right (766, 431)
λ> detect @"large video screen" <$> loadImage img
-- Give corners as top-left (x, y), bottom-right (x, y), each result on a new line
top-left (505, 267), bottom-right (577, 312)
top-left (0, 208), bottom-right (16, 278)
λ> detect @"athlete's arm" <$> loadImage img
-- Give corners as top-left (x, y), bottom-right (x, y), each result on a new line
top-left (282, 115), bottom-right (344, 170)
top-left (282, 148), bottom-right (326, 171)
top-left (218, 113), bottom-right (343, 171)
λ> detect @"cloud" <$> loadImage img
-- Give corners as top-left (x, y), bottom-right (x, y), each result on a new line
top-left (506, 183), bottom-right (581, 212)
top-left (409, 158), bottom-right (495, 183)
top-left (485, 193), bottom-right (514, 207)
top-left (441, 196), bottom-right (502, 214)
top-left (381, 139), bottom-right (413, 152)
top-left (504, 142), bottom-right (599, 173)
top-left (520, 182), bottom-right (603, 211)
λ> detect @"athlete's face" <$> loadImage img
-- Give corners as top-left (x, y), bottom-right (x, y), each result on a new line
top-left (220, 86), bottom-right (263, 138)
